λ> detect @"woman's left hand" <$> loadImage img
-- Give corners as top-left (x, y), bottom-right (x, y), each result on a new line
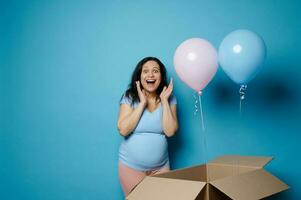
top-left (160, 78), bottom-right (173, 103)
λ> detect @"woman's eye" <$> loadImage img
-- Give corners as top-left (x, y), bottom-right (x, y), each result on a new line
top-left (154, 70), bottom-right (159, 73)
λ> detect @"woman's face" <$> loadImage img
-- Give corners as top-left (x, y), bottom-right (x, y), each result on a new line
top-left (140, 60), bottom-right (162, 93)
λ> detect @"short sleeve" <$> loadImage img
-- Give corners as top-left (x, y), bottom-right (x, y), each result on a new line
top-left (168, 94), bottom-right (177, 105)
top-left (120, 94), bottom-right (133, 105)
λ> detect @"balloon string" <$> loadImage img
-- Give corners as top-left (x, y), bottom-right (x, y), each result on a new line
top-left (193, 94), bottom-right (198, 116)
top-left (193, 92), bottom-right (208, 164)
top-left (239, 84), bottom-right (247, 114)
top-left (198, 91), bottom-right (209, 181)
top-left (198, 92), bottom-right (205, 132)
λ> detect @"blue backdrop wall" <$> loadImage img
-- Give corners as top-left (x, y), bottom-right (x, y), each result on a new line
top-left (1, 0), bottom-right (300, 199)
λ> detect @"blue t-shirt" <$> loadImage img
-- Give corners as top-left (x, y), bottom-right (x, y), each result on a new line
top-left (118, 93), bottom-right (177, 171)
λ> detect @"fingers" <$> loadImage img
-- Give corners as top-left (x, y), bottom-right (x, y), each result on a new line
top-left (165, 87), bottom-right (173, 97)
top-left (166, 78), bottom-right (173, 94)
top-left (136, 81), bottom-right (142, 93)
top-left (160, 86), bottom-right (167, 98)
top-left (136, 81), bottom-right (147, 105)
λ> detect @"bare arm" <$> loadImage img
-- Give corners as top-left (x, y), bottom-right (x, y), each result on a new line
top-left (160, 78), bottom-right (178, 137)
top-left (117, 81), bottom-right (147, 137)
top-left (161, 102), bottom-right (178, 137)
top-left (117, 102), bottom-right (146, 136)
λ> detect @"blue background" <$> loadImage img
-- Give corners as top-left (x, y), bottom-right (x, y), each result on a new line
top-left (1, 0), bottom-right (300, 199)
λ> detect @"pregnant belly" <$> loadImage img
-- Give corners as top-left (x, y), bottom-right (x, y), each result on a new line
top-left (123, 133), bottom-right (168, 166)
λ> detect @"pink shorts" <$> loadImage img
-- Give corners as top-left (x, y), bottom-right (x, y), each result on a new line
top-left (118, 161), bottom-right (170, 197)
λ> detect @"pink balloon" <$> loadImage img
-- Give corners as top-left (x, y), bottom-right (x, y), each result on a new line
top-left (174, 38), bottom-right (218, 92)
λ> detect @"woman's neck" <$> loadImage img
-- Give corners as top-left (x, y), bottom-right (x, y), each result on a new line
top-left (144, 91), bottom-right (158, 101)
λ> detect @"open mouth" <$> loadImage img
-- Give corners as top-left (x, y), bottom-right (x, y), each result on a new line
top-left (146, 79), bottom-right (156, 85)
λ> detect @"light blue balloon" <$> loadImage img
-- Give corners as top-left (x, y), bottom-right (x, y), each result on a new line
top-left (218, 29), bottom-right (266, 84)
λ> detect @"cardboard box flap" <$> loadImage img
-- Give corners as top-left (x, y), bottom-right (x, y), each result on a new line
top-left (153, 164), bottom-right (207, 182)
top-left (209, 155), bottom-right (273, 168)
top-left (210, 169), bottom-right (289, 200)
top-left (127, 176), bottom-right (206, 200)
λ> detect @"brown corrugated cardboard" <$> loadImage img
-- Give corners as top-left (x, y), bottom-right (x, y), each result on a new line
top-left (126, 155), bottom-right (289, 200)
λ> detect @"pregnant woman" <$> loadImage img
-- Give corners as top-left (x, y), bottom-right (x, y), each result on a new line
top-left (117, 56), bottom-right (178, 197)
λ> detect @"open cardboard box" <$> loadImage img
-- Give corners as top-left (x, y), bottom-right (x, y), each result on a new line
top-left (127, 155), bottom-right (289, 200)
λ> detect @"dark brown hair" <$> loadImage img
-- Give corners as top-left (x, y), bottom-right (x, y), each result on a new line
top-left (123, 57), bottom-right (168, 105)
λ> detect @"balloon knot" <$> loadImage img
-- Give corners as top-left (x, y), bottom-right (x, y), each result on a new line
top-left (239, 84), bottom-right (247, 100)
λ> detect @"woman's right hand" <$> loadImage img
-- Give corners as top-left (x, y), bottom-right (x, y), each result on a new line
top-left (136, 81), bottom-right (147, 107)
